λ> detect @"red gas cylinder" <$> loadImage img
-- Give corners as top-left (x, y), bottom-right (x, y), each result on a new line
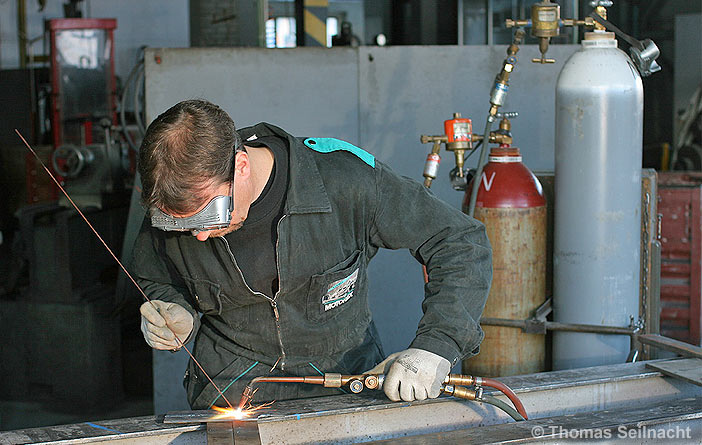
top-left (462, 146), bottom-right (547, 377)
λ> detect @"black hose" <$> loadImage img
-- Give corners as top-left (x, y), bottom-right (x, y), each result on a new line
top-left (480, 394), bottom-right (526, 422)
top-left (466, 116), bottom-right (493, 216)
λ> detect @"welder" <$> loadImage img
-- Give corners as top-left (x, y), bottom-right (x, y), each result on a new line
top-left (133, 99), bottom-right (492, 409)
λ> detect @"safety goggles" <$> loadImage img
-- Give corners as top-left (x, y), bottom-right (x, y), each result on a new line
top-left (150, 186), bottom-right (233, 233)
top-left (150, 146), bottom-right (239, 233)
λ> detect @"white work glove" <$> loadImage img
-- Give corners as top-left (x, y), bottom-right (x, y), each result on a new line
top-left (365, 348), bottom-right (451, 402)
top-left (140, 300), bottom-right (194, 350)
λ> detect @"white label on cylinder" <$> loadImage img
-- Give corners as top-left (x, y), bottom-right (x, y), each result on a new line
top-left (489, 156), bottom-right (522, 163)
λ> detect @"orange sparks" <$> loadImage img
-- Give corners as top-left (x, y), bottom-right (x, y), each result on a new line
top-left (211, 401), bottom-right (275, 420)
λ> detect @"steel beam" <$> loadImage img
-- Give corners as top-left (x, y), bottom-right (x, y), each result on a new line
top-left (364, 396), bottom-right (702, 444)
top-left (2, 361), bottom-right (701, 444)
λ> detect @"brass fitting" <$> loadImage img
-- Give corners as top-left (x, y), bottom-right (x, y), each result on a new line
top-left (531, 0), bottom-right (560, 38)
top-left (505, 19), bottom-right (528, 28)
top-left (324, 373), bottom-right (342, 388)
top-left (420, 136), bottom-right (446, 188)
top-left (470, 132), bottom-right (512, 146)
top-left (364, 374), bottom-right (380, 390)
top-left (532, 0), bottom-right (560, 63)
top-left (348, 379), bottom-right (364, 393)
top-left (444, 374), bottom-right (475, 387)
top-left (506, 0), bottom-right (599, 64)
top-left (594, 4), bottom-right (608, 31)
top-left (442, 384), bottom-right (478, 401)
top-left (490, 133), bottom-right (513, 145)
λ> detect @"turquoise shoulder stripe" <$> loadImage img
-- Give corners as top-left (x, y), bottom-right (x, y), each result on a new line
top-left (303, 138), bottom-right (375, 168)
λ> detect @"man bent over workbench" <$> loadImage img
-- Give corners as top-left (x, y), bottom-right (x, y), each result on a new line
top-left (132, 99), bottom-right (492, 409)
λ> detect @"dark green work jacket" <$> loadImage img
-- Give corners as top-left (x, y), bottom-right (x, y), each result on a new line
top-left (132, 123), bottom-right (492, 409)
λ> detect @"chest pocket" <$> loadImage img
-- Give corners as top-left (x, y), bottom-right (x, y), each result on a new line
top-left (306, 249), bottom-right (366, 323)
top-left (182, 277), bottom-right (223, 315)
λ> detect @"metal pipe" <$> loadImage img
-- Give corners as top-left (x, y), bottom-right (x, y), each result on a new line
top-left (480, 316), bottom-right (637, 336)
top-left (458, 0), bottom-right (464, 45)
top-left (637, 334), bottom-right (702, 360)
top-left (17, 0), bottom-right (27, 68)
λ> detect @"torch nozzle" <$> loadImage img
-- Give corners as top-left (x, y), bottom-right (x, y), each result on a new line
top-left (237, 385), bottom-right (255, 411)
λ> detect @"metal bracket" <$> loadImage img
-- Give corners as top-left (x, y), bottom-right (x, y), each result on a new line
top-left (588, 12), bottom-right (661, 77)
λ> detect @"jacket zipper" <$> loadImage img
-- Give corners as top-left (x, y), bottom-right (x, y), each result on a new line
top-left (219, 214), bottom-right (288, 370)
top-left (271, 214), bottom-right (288, 370)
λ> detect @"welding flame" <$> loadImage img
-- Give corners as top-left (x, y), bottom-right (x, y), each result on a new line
top-left (211, 401), bottom-right (274, 420)
top-left (212, 406), bottom-right (247, 420)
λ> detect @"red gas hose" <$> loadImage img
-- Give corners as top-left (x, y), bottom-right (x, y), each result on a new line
top-left (481, 377), bottom-right (528, 420)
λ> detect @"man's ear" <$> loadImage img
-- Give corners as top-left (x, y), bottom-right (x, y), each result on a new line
top-left (234, 150), bottom-right (250, 179)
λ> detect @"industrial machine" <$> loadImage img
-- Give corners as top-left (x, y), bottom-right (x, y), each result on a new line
top-left (2, 18), bottom-right (140, 414)
top-left (43, 18), bottom-right (129, 207)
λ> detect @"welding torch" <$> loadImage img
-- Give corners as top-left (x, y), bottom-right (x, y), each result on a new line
top-left (237, 373), bottom-right (527, 422)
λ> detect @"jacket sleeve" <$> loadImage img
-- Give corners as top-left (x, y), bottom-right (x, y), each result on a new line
top-left (368, 161), bottom-right (492, 365)
top-left (131, 218), bottom-right (201, 344)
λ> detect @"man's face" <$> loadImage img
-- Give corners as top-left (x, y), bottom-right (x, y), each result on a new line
top-left (155, 150), bottom-right (254, 241)
top-left (167, 179), bottom-right (249, 242)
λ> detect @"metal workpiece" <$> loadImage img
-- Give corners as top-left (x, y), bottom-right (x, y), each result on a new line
top-left (553, 30), bottom-right (644, 371)
top-left (365, 396), bottom-right (702, 444)
top-left (3, 361), bottom-right (701, 444)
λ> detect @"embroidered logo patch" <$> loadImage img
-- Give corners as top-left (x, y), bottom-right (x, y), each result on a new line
top-left (322, 269), bottom-right (358, 311)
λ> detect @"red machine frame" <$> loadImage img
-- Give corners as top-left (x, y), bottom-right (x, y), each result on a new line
top-left (658, 172), bottom-right (702, 347)
top-left (30, 18), bottom-right (118, 201)
top-left (47, 18), bottom-right (118, 148)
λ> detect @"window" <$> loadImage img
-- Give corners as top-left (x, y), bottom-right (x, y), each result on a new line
top-left (265, 16), bottom-right (340, 48)
top-left (266, 17), bottom-right (297, 48)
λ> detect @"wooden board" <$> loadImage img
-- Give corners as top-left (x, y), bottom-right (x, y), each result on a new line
top-left (647, 358), bottom-right (702, 386)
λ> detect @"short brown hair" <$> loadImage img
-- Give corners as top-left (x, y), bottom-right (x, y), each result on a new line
top-left (138, 99), bottom-right (241, 214)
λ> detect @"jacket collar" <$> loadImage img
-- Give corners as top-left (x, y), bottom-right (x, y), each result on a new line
top-left (238, 123), bottom-right (332, 214)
